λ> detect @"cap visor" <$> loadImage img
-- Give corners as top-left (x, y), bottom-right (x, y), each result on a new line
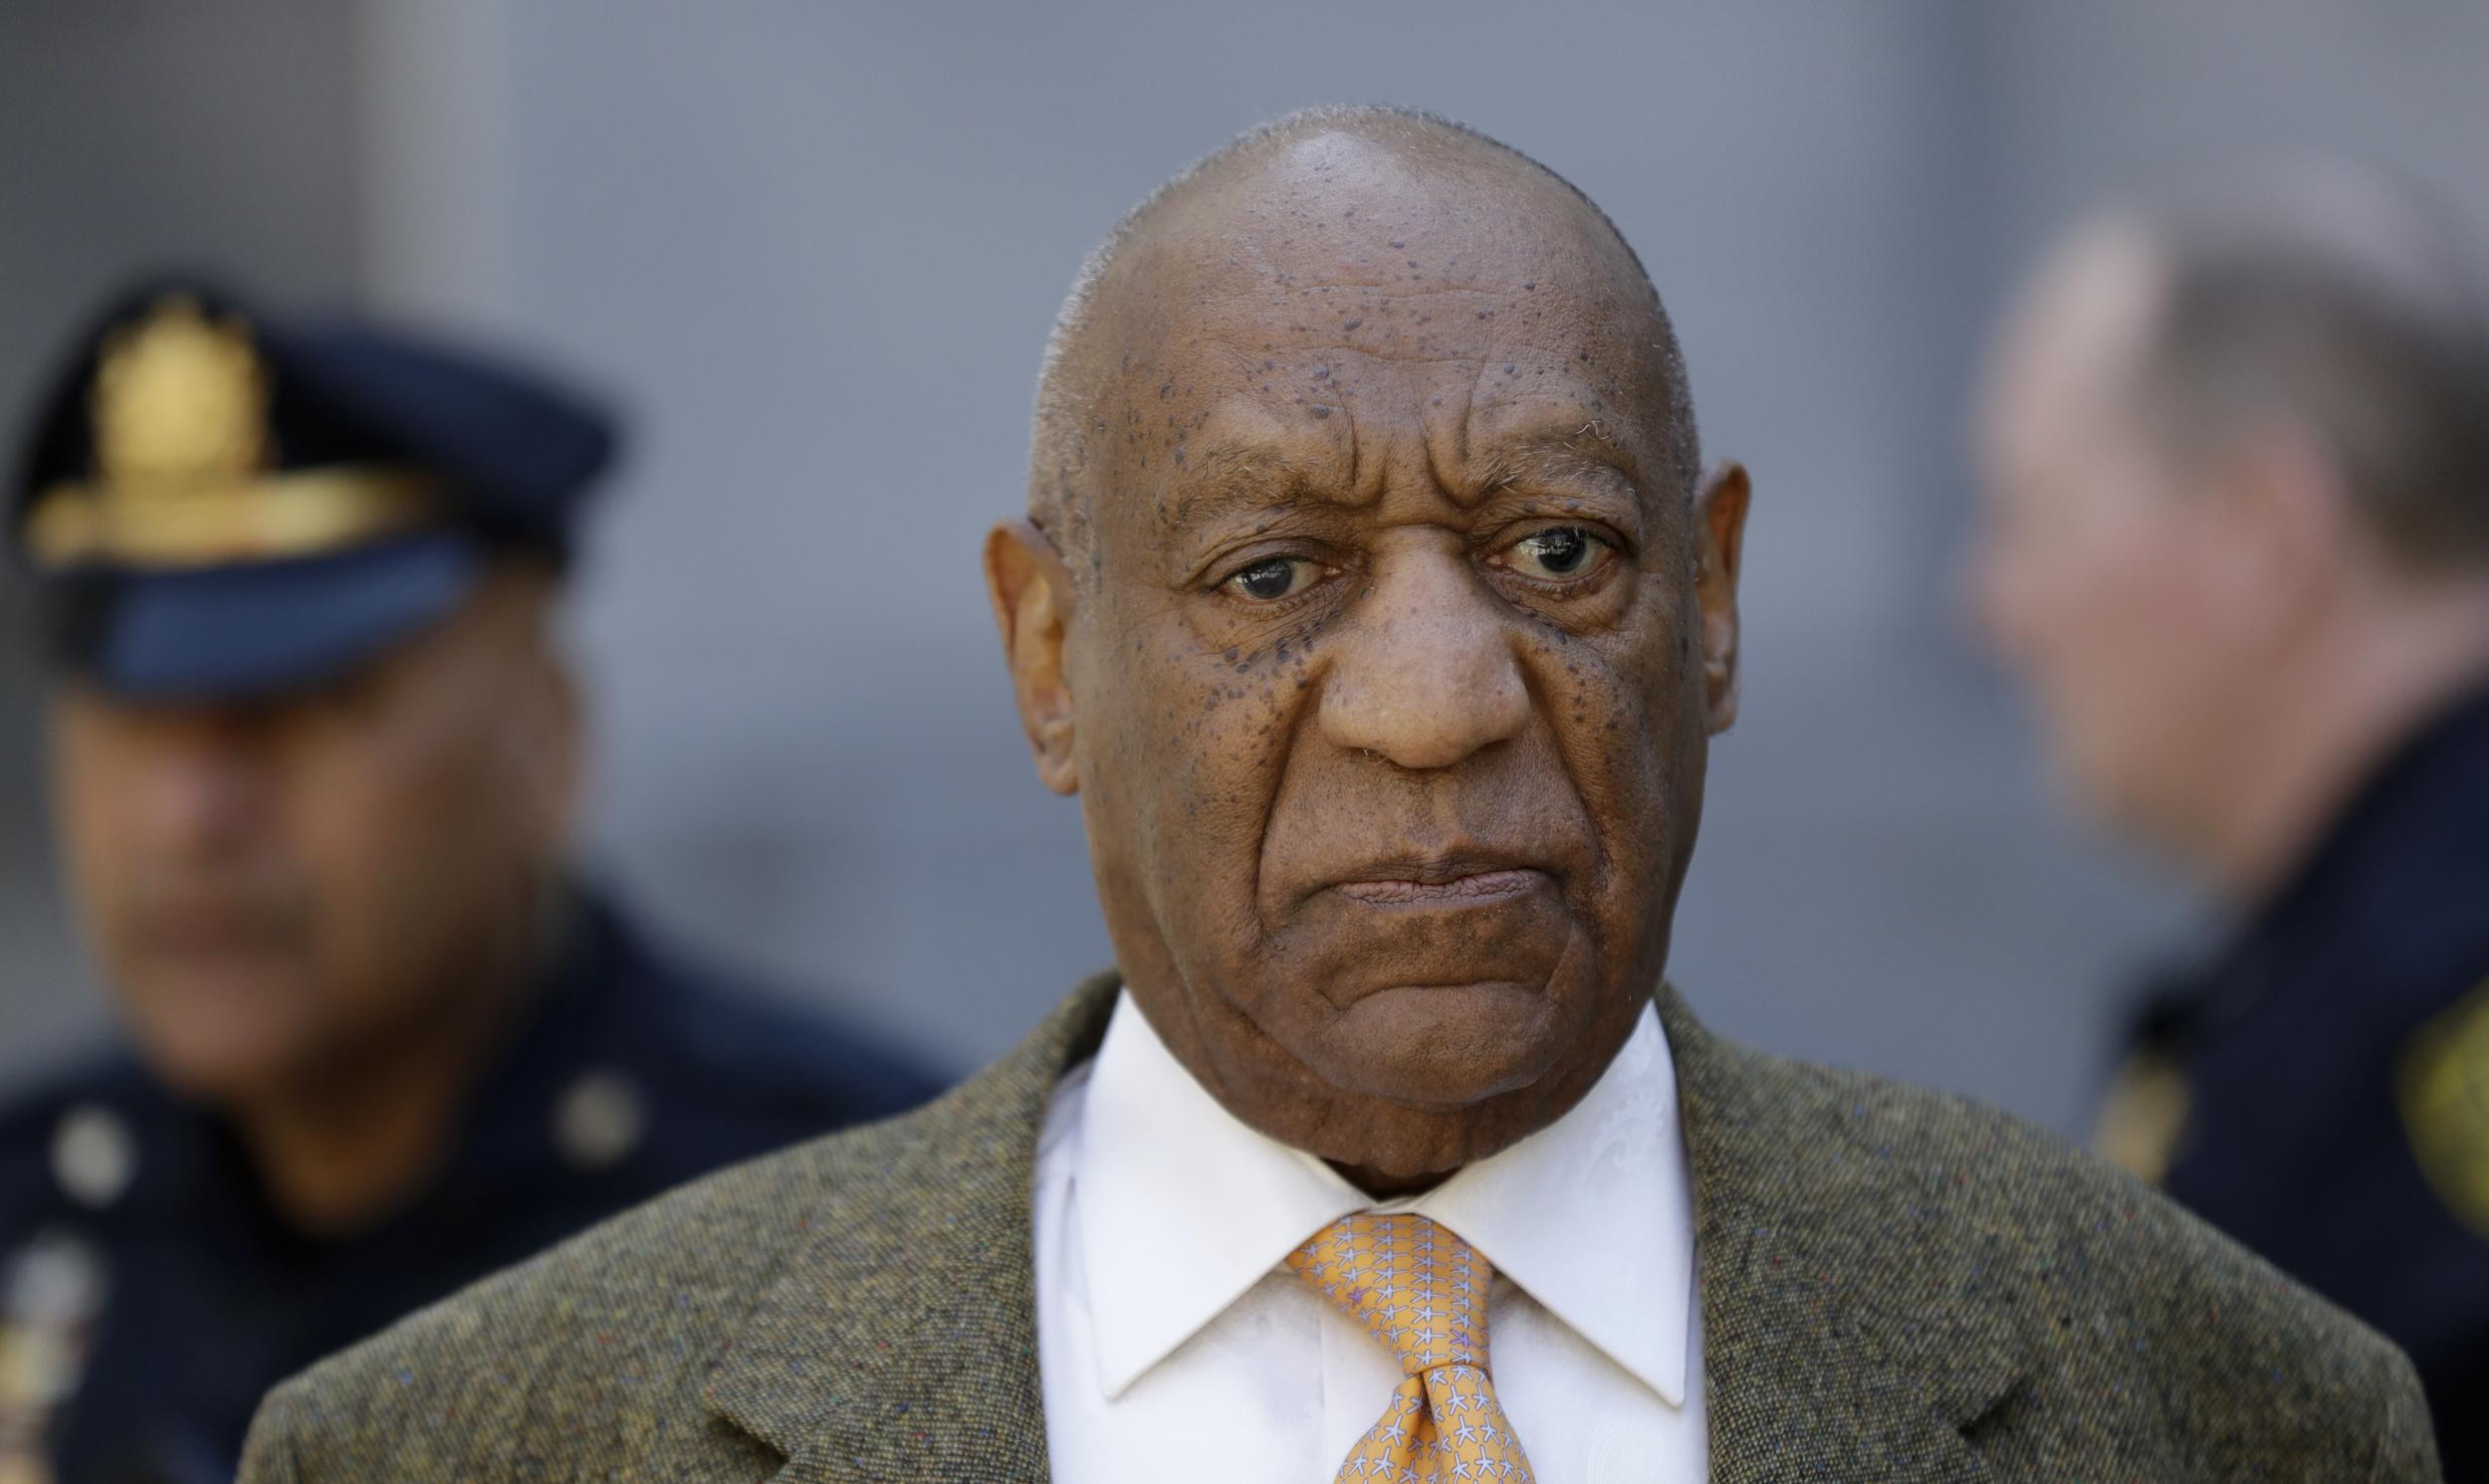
top-left (83, 533), bottom-right (483, 702)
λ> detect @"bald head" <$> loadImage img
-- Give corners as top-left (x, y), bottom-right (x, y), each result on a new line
top-left (1028, 106), bottom-right (1699, 570)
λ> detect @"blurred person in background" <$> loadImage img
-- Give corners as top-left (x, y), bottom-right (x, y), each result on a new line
top-left (0, 280), bottom-right (940, 1484)
top-left (1970, 170), bottom-right (2489, 1476)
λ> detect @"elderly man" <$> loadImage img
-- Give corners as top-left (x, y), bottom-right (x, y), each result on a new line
top-left (1969, 173), bottom-right (2489, 1476)
top-left (0, 280), bottom-right (938, 1484)
top-left (241, 108), bottom-right (2432, 1482)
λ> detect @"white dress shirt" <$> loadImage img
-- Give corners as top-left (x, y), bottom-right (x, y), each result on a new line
top-left (1032, 991), bottom-right (1706, 1482)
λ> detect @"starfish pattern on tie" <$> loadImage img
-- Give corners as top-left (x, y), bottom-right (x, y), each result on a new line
top-left (1285, 1212), bottom-right (1536, 1484)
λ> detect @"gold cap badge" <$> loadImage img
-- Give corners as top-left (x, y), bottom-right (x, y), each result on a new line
top-left (22, 294), bottom-right (443, 571)
top-left (90, 294), bottom-right (273, 484)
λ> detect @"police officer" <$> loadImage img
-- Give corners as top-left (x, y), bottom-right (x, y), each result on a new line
top-left (1969, 172), bottom-right (2489, 1475)
top-left (0, 280), bottom-right (941, 1484)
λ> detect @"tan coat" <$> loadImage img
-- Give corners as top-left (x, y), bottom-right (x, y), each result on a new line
top-left (239, 975), bottom-right (2439, 1482)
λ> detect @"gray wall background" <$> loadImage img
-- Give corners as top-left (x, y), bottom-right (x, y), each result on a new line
top-left (6, 1), bottom-right (2486, 1136)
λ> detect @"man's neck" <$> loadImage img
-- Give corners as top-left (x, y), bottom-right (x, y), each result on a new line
top-left (1327, 1159), bottom-right (1455, 1199)
top-left (2194, 577), bottom-right (2489, 907)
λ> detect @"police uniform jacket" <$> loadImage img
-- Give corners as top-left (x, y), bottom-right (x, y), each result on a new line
top-left (0, 886), bottom-right (939, 1484)
top-left (2139, 682), bottom-right (2489, 1478)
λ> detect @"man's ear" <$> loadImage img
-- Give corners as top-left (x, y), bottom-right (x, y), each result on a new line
top-left (534, 645), bottom-right (588, 844)
top-left (2197, 423), bottom-right (2340, 637)
top-left (1694, 461), bottom-right (1751, 735)
top-left (984, 518), bottom-right (1082, 794)
top-left (490, 567), bottom-right (587, 850)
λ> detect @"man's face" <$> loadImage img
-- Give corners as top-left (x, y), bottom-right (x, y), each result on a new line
top-left (992, 132), bottom-right (1746, 1182)
top-left (1968, 228), bottom-right (2261, 847)
top-left (48, 569), bottom-right (579, 1104)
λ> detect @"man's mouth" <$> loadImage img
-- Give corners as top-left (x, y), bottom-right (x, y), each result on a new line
top-left (131, 900), bottom-right (305, 959)
top-left (1328, 864), bottom-right (1548, 907)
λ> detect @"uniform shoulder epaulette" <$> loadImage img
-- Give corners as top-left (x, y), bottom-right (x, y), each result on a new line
top-left (2396, 973), bottom-right (2489, 1237)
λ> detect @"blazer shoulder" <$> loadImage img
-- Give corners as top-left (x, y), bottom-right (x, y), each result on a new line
top-left (239, 1101), bottom-right (940, 1483)
top-left (1701, 1034), bottom-right (2436, 1476)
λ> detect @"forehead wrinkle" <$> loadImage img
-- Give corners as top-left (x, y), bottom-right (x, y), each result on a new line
top-left (1174, 314), bottom-right (1498, 371)
top-left (1081, 148), bottom-right (1689, 548)
top-left (1033, 109), bottom-right (1705, 575)
top-left (1176, 288), bottom-right (1504, 365)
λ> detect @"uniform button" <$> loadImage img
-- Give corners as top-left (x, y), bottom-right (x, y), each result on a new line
top-left (49, 1105), bottom-right (136, 1210)
top-left (0, 1228), bottom-right (111, 1424)
top-left (553, 1071), bottom-right (646, 1170)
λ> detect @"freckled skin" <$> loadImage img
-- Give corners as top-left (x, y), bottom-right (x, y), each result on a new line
top-left (989, 124), bottom-right (1749, 1188)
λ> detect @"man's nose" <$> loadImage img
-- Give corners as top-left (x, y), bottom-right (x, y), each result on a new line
top-left (1317, 549), bottom-right (1531, 770)
top-left (134, 716), bottom-right (271, 854)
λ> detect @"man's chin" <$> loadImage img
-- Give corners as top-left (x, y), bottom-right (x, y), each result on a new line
top-left (118, 980), bottom-right (324, 1104)
top-left (137, 1035), bottom-right (317, 1105)
top-left (1296, 979), bottom-right (1570, 1110)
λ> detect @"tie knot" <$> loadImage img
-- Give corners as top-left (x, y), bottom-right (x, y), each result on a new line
top-left (1284, 1212), bottom-right (1490, 1378)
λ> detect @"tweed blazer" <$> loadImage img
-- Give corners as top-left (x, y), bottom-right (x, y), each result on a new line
top-left (239, 975), bottom-right (2439, 1482)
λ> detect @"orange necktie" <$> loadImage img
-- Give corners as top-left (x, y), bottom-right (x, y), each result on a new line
top-left (1284, 1212), bottom-right (1537, 1483)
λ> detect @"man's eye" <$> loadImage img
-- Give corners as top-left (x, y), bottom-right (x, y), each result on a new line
top-left (1224, 555), bottom-right (1323, 602)
top-left (1502, 527), bottom-right (1612, 581)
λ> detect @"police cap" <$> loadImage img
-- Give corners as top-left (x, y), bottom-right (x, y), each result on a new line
top-left (9, 276), bottom-right (616, 700)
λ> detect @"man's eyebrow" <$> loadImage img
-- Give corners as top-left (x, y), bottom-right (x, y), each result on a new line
top-left (1158, 442), bottom-right (1345, 532)
top-left (1468, 422), bottom-right (1649, 497)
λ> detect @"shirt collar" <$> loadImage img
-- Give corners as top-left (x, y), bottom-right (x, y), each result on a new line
top-left (1072, 991), bottom-right (1694, 1406)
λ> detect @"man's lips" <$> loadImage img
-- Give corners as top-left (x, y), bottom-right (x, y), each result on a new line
top-left (130, 905), bottom-right (304, 958)
top-left (1328, 865), bottom-right (1549, 907)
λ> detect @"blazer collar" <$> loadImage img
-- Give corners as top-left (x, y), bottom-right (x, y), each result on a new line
top-left (702, 972), bottom-right (1119, 1483)
top-left (705, 976), bottom-right (2024, 1483)
top-left (1662, 986), bottom-right (2025, 1483)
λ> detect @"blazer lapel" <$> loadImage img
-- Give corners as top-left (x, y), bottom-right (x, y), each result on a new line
top-left (1664, 987), bottom-right (2024, 1484)
top-left (703, 975), bottom-right (1120, 1484)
